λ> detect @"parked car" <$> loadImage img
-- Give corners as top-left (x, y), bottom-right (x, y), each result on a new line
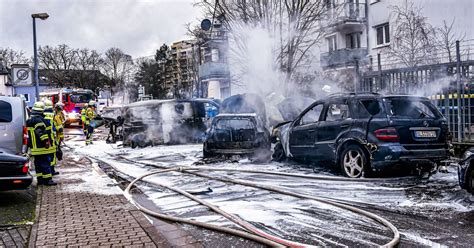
top-left (0, 96), bottom-right (29, 155)
top-left (122, 99), bottom-right (219, 148)
top-left (203, 113), bottom-right (271, 158)
top-left (458, 149), bottom-right (474, 194)
top-left (0, 152), bottom-right (31, 190)
top-left (271, 93), bottom-right (451, 178)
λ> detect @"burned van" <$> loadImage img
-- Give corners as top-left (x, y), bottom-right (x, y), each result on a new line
top-left (122, 99), bottom-right (219, 148)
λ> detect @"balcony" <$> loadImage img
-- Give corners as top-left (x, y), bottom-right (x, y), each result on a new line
top-left (198, 62), bottom-right (229, 80)
top-left (322, 2), bottom-right (366, 31)
top-left (320, 48), bottom-right (368, 69)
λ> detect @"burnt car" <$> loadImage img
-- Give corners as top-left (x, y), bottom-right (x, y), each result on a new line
top-left (203, 113), bottom-right (271, 158)
top-left (458, 149), bottom-right (474, 194)
top-left (101, 106), bottom-right (124, 144)
top-left (272, 93), bottom-right (451, 178)
top-left (0, 152), bottom-right (32, 190)
top-left (122, 99), bottom-right (219, 148)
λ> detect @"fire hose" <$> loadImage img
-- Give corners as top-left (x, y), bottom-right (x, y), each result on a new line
top-left (123, 165), bottom-right (400, 247)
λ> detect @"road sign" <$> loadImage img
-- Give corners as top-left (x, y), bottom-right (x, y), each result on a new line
top-left (11, 65), bottom-right (33, 86)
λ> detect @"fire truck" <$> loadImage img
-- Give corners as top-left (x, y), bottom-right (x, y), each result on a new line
top-left (40, 89), bottom-right (96, 126)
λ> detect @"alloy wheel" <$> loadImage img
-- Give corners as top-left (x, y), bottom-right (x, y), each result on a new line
top-left (343, 150), bottom-right (364, 178)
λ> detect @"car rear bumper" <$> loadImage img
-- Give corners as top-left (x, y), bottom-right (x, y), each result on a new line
top-left (371, 143), bottom-right (449, 170)
top-left (0, 175), bottom-right (33, 190)
top-left (207, 148), bottom-right (257, 155)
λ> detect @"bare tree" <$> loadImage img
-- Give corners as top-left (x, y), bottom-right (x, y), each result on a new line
top-left (102, 47), bottom-right (134, 97)
top-left (385, 0), bottom-right (436, 67)
top-left (0, 47), bottom-right (30, 68)
top-left (74, 48), bottom-right (105, 89)
top-left (435, 18), bottom-right (466, 62)
top-left (196, 0), bottom-right (327, 89)
top-left (38, 44), bottom-right (78, 86)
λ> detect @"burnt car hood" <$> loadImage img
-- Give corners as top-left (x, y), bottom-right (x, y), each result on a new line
top-left (220, 94), bottom-right (266, 122)
top-left (276, 97), bottom-right (315, 122)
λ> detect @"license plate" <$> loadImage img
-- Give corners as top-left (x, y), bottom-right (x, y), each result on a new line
top-left (414, 130), bottom-right (437, 138)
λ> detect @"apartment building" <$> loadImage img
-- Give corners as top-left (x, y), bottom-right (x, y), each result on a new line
top-left (198, 18), bottom-right (231, 99)
top-left (320, 0), bottom-right (474, 88)
top-left (169, 40), bottom-right (199, 98)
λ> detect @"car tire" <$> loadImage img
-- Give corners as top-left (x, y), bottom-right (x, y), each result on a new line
top-left (467, 167), bottom-right (474, 194)
top-left (203, 147), bottom-right (213, 158)
top-left (340, 144), bottom-right (368, 178)
top-left (272, 142), bottom-right (287, 162)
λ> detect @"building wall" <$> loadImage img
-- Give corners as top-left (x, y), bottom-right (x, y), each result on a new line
top-left (367, 0), bottom-right (474, 64)
top-left (0, 74), bottom-right (13, 96)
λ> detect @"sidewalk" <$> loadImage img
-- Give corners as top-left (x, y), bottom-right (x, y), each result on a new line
top-left (28, 151), bottom-right (180, 247)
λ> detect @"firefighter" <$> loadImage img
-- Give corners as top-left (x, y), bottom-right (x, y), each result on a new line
top-left (54, 102), bottom-right (66, 161)
top-left (85, 100), bottom-right (97, 145)
top-left (81, 103), bottom-right (88, 135)
top-left (43, 100), bottom-right (58, 175)
top-left (26, 102), bottom-right (57, 186)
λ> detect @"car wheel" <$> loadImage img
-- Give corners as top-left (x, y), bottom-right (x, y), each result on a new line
top-left (340, 145), bottom-right (368, 178)
top-left (467, 167), bottom-right (474, 194)
top-left (203, 146), bottom-right (213, 158)
top-left (272, 142), bottom-right (286, 162)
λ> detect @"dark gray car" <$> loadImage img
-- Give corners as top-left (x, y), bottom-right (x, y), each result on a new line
top-left (272, 93), bottom-right (451, 178)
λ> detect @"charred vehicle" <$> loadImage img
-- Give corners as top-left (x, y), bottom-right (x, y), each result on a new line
top-left (122, 99), bottom-right (219, 148)
top-left (101, 106), bottom-right (124, 144)
top-left (458, 149), bottom-right (474, 194)
top-left (203, 113), bottom-right (271, 158)
top-left (272, 93), bottom-right (451, 178)
top-left (202, 94), bottom-right (271, 158)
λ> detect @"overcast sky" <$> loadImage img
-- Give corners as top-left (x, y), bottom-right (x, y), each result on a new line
top-left (0, 0), bottom-right (203, 58)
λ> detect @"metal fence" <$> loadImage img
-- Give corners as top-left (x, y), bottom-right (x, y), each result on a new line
top-left (362, 41), bottom-right (474, 144)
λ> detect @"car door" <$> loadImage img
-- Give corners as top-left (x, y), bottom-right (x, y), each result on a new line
top-left (316, 99), bottom-right (354, 161)
top-left (289, 103), bottom-right (324, 158)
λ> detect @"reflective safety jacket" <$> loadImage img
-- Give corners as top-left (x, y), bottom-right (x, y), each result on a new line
top-left (43, 110), bottom-right (57, 151)
top-left (26, 113), bottom-right (54, 156)
top-left (85, 107), bottom-right (97, 122)
top-left (54, 111), bottom-right (66, 142)
top-left (81, 108), bottom-right (87, 123)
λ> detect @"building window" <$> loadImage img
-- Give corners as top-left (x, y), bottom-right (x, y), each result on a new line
top-left (346, 32), bottom-right (361, 49)
top-left (375, 23), bottom-right (390, 46)
top-left (327, 35), bottom-right (337, 52)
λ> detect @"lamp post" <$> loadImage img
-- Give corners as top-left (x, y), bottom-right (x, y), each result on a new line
top-left (31, 13), bottom-right (49, 101)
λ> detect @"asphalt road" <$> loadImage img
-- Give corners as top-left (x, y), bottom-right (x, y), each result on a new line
top-left (65, 126), bottom-right (474, 247)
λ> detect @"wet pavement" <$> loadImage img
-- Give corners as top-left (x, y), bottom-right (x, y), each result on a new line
top-left (66, 127), bottom-right (474, 247)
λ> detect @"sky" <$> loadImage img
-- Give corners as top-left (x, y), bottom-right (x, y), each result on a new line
top-left (0, 0), bottom-right (203, 58)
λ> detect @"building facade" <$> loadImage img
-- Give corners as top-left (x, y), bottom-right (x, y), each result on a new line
top-left (320, 0), bottom-right (474, 89)
top-left (198, 18), bottom-right (231, 99)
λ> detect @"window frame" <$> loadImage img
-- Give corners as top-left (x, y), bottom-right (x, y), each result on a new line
top-left (327, 35), bottom-right (337, 52)
top-left (375, 22), bottom-right (390, 47)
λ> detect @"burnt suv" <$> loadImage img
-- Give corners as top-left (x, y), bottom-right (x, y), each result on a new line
top-left (203, 113), bottom-right (271, 158)
top-left (272, 93), bottom-right (451, 178)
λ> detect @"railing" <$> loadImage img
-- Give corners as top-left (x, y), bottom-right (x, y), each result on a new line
top-left (320, 48), bottom-right (368, 69)
top-left (322, 2), bottom-right (366, 27)
top-left (198, 62), bottom-right (230, 80)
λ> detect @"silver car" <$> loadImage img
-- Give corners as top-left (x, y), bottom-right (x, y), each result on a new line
top-left (0, 96), bottom-right (29, 155)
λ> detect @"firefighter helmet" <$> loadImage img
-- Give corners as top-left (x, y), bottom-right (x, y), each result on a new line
top-left (55, 102), bottom-right (64, 110)
top-left (44, 99), bottom-right (53, 109)
top-left (32, 101), bottom-right (45, 112)
top-left (88, 100), bottom-right (96, 107)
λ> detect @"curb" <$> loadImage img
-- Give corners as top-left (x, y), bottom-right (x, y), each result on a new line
top-left (27, 185), bottom-right (42, 248)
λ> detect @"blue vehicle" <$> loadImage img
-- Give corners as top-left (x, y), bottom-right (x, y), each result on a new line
top-left (272, 93), bottom-right (451, 178)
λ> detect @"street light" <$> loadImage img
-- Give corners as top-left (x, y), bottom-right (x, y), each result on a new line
top-left (32, 12), bottom-right (49, 101)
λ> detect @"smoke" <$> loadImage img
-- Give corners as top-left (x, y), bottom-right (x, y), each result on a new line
top-left (411, 75), bottom-right (456, 97)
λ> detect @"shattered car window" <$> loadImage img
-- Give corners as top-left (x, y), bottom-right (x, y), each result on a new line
top-left (386, 98), bottom-right (440, 119)
top-left (326, 104), bottom-right (350, 121)
top-left (216, 118), bottom-right (255, 130)
top-left (300, 104), bottom-right (323, 125)
top-left (361, 99), bottom-right (382, 116)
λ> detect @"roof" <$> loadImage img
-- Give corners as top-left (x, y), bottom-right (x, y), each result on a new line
top-left (125, 98), bottom-right (220, 108)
